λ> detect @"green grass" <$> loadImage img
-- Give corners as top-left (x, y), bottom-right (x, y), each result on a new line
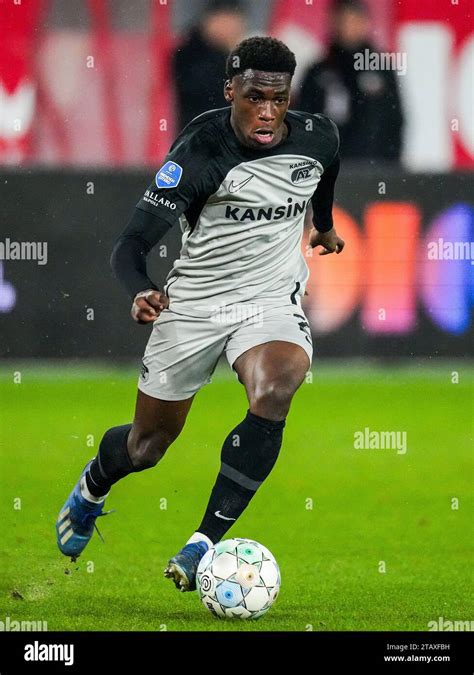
top-left (0, 362), bottom-right (472, 631)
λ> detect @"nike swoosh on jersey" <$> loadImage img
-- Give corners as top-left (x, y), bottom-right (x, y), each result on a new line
top-left (228, 175), bottom-right (254, 193)
top-left (214, 510), bottom-right (236, 521)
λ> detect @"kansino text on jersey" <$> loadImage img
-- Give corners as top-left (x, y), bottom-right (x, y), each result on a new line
top-left (225, 199), bottom-right (308, 222)
top-left (289, 160), bottom-right (320, 170)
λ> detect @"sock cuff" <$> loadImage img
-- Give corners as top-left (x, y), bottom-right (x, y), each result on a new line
top-left (246, 410), bottom-right (286, 433)
top-left (104, 424), bottom-right (135, 476)
top-left (122, 427), bottom-right (135, 472)
top-left (80, 475), bottom-right (109, 504)
top-left (186, 531), bottom-right (214, 549)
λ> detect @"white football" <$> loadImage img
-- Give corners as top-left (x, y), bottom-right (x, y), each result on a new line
top-left (196, 538), bottom-right (281, 620)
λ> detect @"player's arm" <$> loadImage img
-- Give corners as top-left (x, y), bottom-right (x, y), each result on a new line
top-left (110, 208), bottom-right (172, 324)
top-left (309, 154), bottom-right (345, 255)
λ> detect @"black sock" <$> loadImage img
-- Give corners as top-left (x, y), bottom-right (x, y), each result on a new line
top-left (85, 424), bottom-right (135, 497)
top-left (196, 411), bottom-right (286, 543)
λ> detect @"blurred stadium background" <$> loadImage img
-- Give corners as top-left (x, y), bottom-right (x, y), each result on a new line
top-left (0, 0), bottom-right (473, 358)
top-left (0, 0), bottom-right (472, 632)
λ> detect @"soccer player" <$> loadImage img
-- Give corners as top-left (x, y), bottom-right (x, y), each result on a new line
top-left (56, 37), bottom-right (344, 592)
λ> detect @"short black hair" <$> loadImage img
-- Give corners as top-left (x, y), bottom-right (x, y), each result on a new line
top-left (226, 36), bottom-right (296, 80)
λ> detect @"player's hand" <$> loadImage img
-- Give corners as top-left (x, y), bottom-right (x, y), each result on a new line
top-left (309, 227), bottom-right (345, 255)
top-left (131, 289), bottom-right (169, 324)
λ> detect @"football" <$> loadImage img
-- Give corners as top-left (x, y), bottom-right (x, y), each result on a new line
top-left (196, 538), bottom-right (281, 619)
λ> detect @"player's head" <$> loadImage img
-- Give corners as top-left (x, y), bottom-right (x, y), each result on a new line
top-left (224, 36), bottom-right (296, 150)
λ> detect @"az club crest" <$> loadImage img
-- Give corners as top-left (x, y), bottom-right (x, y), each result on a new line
top-left (291, 165), bottom-right (316, 184)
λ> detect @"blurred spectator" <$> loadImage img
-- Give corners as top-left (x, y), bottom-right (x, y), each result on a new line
top-left (173, 0), bottom-right (246, 130)
top-left (299, 0), bottom-right (404, 162)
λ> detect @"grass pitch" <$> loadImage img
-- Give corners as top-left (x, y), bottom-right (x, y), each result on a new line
top-left (1, 362), bottom-right (472, 631)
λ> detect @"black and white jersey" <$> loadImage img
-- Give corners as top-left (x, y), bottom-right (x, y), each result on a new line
top-left (135, 106), bottom-right (339, 316)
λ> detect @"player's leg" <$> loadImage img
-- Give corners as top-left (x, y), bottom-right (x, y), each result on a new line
top-left (193, 340), bottom-right (310, 547)
top-left (86, 390), bottom-right (195, 497)
top-left (57, 308), bottom-right (227, 560)
top-left (166, 303), bottom-right (312, 591)
top-left (56, 392), bottom-right (194, 559)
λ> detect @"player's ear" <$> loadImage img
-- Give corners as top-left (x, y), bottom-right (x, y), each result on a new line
top-left (224, 79), bottom-right (234, 103)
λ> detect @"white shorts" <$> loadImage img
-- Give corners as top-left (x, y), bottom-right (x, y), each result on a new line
top-left (138, 303), bottom-right (313, 401)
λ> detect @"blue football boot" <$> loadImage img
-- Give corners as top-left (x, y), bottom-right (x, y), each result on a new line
top-left (56, 460), bottom-right (113, 560)
top-left (164, 541), bottom-right (209, 591)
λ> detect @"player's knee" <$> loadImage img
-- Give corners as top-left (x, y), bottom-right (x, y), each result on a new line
top-left (251, 379), bottom-right (296, 415)
top-left (128, 428), bottom-right (178, 470)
